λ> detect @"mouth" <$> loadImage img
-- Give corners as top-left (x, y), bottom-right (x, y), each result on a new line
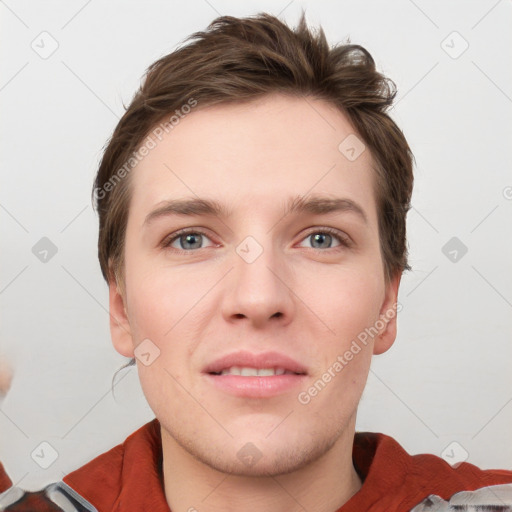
top-left (203, 351), bottom-right (307, 398)
top-left (209, 366), bottom-right (304, 377)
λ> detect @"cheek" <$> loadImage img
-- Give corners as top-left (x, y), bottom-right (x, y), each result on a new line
top-left (298, 264), bottom-right (384, 401)
top-left (125, 268), bottom-right (198, 416)
top-left (125, 261), bottom-right (198, 339)
top-left (304, 263), bottom-right (384, 337)
top-left (299, 271), bottom-right (378, 417)
top-left (124, 262), bottom-right (214, 390)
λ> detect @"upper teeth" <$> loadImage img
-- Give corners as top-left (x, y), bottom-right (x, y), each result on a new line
top-left (219, 367), bottom-right (291, 376)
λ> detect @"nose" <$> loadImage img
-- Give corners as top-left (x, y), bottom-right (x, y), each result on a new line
top-left (221, 236), bottom-right (294, 328)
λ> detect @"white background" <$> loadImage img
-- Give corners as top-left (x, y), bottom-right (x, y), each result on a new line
top-left (1, 0), bottom-right (511, 491)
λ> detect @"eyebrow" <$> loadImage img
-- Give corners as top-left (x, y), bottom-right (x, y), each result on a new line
top-left (286, 195), bottom-right (367, 223)
top-left (143, 194), bottom-right (368, 226)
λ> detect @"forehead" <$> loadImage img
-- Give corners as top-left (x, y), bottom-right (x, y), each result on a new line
top-left (128, 94), bottom-right (377, 223)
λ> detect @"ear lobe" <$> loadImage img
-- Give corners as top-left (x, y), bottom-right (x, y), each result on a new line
top-left (373, 272), bottom-right (401, 355)
top-left (109, 276), bottom-right (134, 358)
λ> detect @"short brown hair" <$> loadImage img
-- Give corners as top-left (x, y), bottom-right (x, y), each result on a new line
top-left (93, 11), bottom-right (414, 294)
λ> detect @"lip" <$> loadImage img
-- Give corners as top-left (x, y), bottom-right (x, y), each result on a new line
top-left (202, 350), bottom-right (308, 375)
top-left (202, 350), bottom-right (308, 399)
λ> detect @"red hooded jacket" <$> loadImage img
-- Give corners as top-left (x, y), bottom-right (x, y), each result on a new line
top-left (1, 418), bottom-right (511, 511)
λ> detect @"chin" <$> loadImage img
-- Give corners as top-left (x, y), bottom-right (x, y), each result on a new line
top-left (183, 429), bottom-right (339, 478)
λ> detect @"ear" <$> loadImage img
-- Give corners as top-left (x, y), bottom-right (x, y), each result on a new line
top-left (373, 271), bottom-right (401, 355)
top-left (108, 271), bottom-right (135, 358)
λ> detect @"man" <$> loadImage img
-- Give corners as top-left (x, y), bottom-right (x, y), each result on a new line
top-left (1, 11), bottom-right (511, 512)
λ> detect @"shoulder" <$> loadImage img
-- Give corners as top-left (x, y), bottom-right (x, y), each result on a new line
top-left (62, 418), bottom-right (163, 510)
top-left (0, 461), bottom-right (12, 493)
top-left (0, 419), bottom-right (164, 512)
top-left (350, 432), bottom-right (512, 510)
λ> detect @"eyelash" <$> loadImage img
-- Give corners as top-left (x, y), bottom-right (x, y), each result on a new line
top-left (162, 227), bottom-right (352, 253)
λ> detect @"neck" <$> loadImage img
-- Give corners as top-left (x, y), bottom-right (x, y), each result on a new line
top-left (160, 418), bottom-right (362, 512)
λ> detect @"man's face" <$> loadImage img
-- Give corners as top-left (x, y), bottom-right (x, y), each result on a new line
top-left (111, 93), bottom-right (400, 476)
